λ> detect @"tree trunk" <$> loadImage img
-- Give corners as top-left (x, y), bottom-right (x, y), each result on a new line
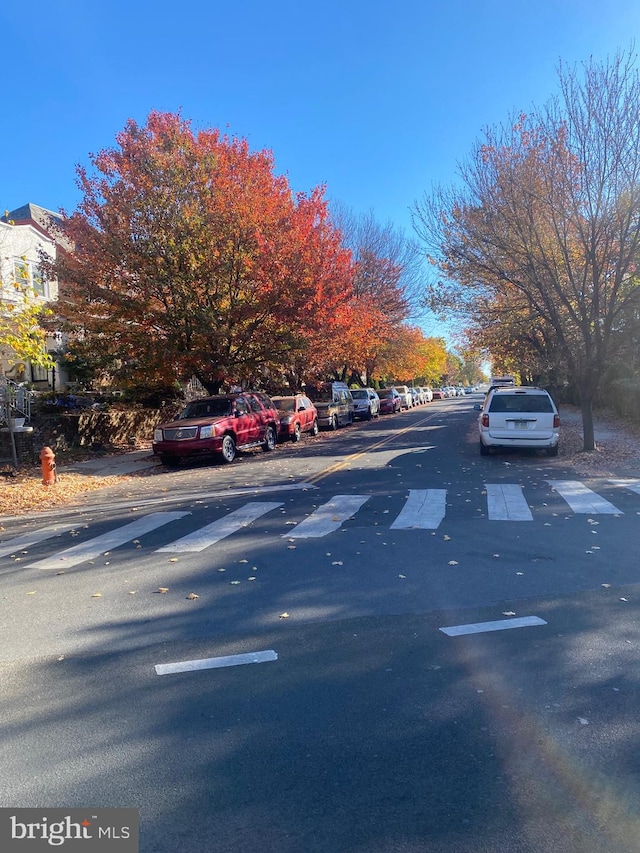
top-left (577, 383), bottom-right (596, 451)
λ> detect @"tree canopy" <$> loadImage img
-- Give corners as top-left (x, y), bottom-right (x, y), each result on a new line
top-left (53, 112), bottom-right (356, 393)
top-left (414, 50), bottom-right (640, 449)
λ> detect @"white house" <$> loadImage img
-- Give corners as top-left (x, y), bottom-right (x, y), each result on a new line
top-left (0, 203), bottom-right (67, 389)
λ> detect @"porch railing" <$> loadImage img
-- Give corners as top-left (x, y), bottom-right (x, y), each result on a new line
top-left (0, 376), bottom-right (32, 424)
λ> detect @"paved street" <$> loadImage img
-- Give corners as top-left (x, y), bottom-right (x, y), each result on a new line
top-left (2, 396), bottom-right (640, 852)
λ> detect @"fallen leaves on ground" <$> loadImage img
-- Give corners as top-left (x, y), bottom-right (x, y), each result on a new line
top-left (0, 465), bottom-right (127, 516)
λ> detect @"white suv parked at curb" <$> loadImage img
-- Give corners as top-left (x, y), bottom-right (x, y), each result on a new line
top-left (475, 386), bottom-right (560, 456)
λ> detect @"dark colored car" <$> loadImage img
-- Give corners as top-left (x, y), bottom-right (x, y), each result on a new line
top-left (271, 394), bottom-right (319, 442)
top-left (378, 388), bottom-right (402, 414)
top-left (152, 392), bottom-right (279, 466)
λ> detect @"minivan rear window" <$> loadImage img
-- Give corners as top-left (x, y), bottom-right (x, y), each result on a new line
top-left (489, 394), bottom-right (554, 414)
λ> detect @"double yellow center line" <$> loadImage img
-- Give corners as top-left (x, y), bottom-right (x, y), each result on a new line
top-left (305, 412), bottom-right (441, 485)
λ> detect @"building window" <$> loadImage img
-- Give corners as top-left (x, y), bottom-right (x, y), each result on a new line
top-left (11, 259), bottom-right (47, 297)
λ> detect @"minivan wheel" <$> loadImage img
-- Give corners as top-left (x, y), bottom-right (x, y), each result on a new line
top-left (479, 440), bottom-right (490, 456)
top-left (547, 444), bottom-right (559, 457)
top-left (220, 434), bottom-right (236, 463)
top-left (263, 425), bottom-right (277, 451)
top-left (330, 414), bottom-right (338, 431)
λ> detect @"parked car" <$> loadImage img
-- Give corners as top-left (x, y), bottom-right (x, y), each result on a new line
top-left (475, 385), bottom-right (560, 456)
top-left (350, 387), bottom-right (380, 420)
top-left (418, 386), bottom-right (433, 403)
top-left (392, 385), bottom-right (413, 409)
top-left (378, 388), bottom-right (402, 414)
top-left (271, 394), bottom-right (319, 441)
top-left (410, 387), bottom-right (422, 406)
top-left (306, 381), bottom-right (354, 430)
top-left (432, 388), bottom-right (445, 400)
top-left (152, 391), bottom-right (279, 466)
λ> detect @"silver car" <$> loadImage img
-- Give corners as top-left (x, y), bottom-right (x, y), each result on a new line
top-left (350, 388), bottom-right (380, 420)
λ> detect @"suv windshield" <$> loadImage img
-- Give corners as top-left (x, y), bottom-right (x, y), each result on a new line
top-left (489, 393), bottom-right (554, 414)
top-left (350, 390), bottom-right (368, 400)
top-left (272, 398), bottom-right (295, 413)
top-left (179, 398), bottom-right (233, 419)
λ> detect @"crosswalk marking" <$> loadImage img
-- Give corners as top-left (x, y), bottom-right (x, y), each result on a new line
top-left (284, 495), bottom-right (370, 539)
top-left (486, 484), bottom-right (533, 521)
top-left (155, 650), bottom-right (278, 676)
top-left (5, 479), bottom-right (636, 571)
top-left (28, 512), bottom-right (189, 570)
top-left (0, 522), bottom-right (81, 559)
top-left (390, 489), bottom-right (447, 529)
top-left (546, 480), bottom-right (622, 514)
top-left (440, 616), bottom-right (547, 637)
top-left (609, 479), bottom-right (640, 496)
top-left (156, 502), bottom-right (283, 552)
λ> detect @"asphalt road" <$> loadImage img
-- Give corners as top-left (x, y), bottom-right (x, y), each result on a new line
top-left (2, 395), bottom-right (640, 853)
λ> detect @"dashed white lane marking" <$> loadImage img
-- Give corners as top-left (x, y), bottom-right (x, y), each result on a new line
top-left (0, 522), bottom-right (81, 559)
top-left (390, 489), bottom-right (447, 529)
top-left (155, 650), bottom-right (278, 675)
top-left (486, 484), bottom-right (533, 521)
top-left (284, 495), bottom-right (370, 538)
top-left (440, 616), bottom-right (547, 636)
top-left (28, 512), bottom-right (189, 570)
top-left (609, 479), bottom-right (640, 496)
top-left (547, 480), bottom-right (622, 514)
top-left (156, 502), bottom-right (283, 552)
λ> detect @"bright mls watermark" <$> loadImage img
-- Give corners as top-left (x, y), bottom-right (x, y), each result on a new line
top-left (0, 809), bottom-right (138, 851)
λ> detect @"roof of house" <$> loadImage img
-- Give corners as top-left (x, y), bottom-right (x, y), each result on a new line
top-left (3, 203), bottom-right (70, 250)
top-left (4, 202), bottom-right (63, 227)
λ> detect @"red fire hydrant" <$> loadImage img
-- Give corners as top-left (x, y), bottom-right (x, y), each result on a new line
top-left (40, 446), bottom-right (57, 486)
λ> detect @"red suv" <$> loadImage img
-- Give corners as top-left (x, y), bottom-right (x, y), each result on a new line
top-left (271, 394), bottom-right (319, 442)
top-left (152, 392), bottom-right (279, 466)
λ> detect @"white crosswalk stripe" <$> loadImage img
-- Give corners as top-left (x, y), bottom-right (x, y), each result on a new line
top-left (28, 512), bottom-right (189, 570)
top-left (156, 502), bottom-right (283, 552)
top-left (0, 522), bottom-right (81, 559)
top-left (390, 489), bottom-right (447, 529)
top-left (609, 479), bottom-right (640, 496)
top-left (546, 480), bottom-right (623, 514)
top-left (283, 495), bottom-right (370, 538)
top-left (486, 484), bottom-right (533, 521)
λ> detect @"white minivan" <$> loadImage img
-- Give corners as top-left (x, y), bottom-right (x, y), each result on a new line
top-left (475, 386), bottom-right (560, 456)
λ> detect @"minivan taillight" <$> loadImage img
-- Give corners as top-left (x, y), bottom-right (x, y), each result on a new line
top-left (553, 414), bottom-right (560, 428)
top-left (481, 413), bottom-right (489, 427)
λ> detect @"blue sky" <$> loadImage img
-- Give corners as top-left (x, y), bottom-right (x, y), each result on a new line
top-left (2, 0), bottom-right (640, 336)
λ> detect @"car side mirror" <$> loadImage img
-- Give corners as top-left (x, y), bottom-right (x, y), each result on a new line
top-left (473, 403), bottom-right (481, 411)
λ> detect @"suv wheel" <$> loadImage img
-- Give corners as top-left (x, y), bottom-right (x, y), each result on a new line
top-left (479, 440), bottom-right (490, 456)
top-left (262, 424), bottom-right (277, 452)
top-left (220, 434), bottom-right (236, 464)
top-left (366, 407), bottom-right (373, 421)
top-left (547, 444), bottom-right (559, 457)
top-left (330, 414), bottom-right (338, 431)
top-left (160, 454), bottom-right (180, 468)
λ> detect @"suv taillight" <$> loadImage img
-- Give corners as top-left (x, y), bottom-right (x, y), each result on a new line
top-left (553, 414), bottom-right (560, 428)
top-left (481, 413), bottom-right (489, 427)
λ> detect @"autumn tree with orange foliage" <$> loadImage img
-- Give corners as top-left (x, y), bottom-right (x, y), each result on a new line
top-left (414, 51), bottom-right (640, 450)
top-left (53, 112), bottom-right (354, 394)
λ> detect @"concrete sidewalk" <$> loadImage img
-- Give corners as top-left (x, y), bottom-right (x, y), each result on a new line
top-left (62, 449), bottom-right (161, 478)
